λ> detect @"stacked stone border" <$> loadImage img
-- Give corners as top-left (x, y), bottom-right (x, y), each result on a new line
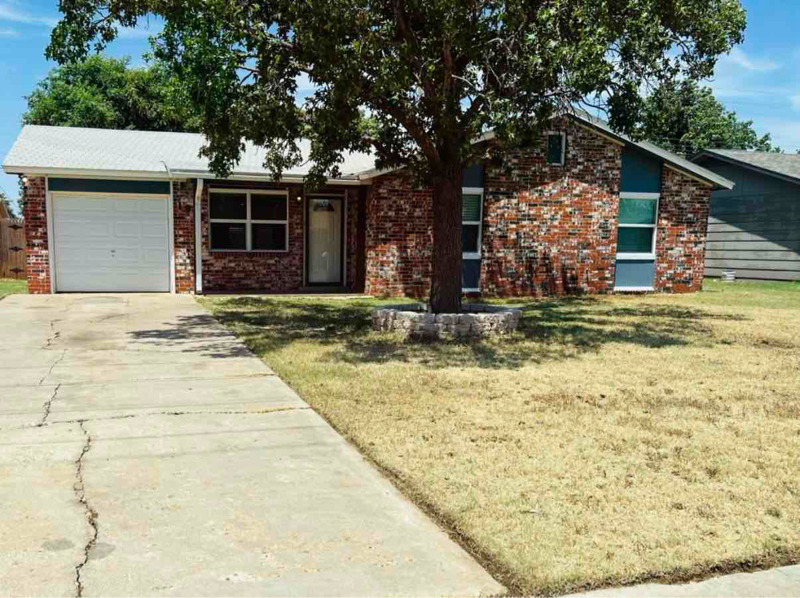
top-left (371, 303), bottom-right (521, 339)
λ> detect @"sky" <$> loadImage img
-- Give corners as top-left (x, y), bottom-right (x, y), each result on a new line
top-left (1, 0), bottom-right (799, 212)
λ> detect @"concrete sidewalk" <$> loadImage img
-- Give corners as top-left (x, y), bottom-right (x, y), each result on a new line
top-left (568, 564), bottom-right (800, 597)
top-left (0, 294), bottom-right (504, 597)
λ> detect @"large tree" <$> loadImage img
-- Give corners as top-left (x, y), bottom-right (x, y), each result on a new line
top-left (47, 0), bottom-right (746, 313)
top-left (24, 54), bottom-right (201, 132)
top-left (638, 80), bottom-right (777, 156)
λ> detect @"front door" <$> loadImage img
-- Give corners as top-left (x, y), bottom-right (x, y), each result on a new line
top-left (307, 196), bottom-right (343, 285)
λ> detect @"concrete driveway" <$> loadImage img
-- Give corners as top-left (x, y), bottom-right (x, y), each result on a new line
top-left (0, 294), bottom-right (503, 597)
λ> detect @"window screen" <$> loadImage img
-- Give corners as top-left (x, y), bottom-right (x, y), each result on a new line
top-left (462, 194), bottom-right (482, 221)
top-left (210, 191), bottom-right (288, 251)
top-left (251, 194), bottom-right (288, 220)
top-left (617, 227), bottom-right (654, 254)
top-left (210, 222), bottom-right (247, 250)
top-left (210, 193), bottom-right (247, 219)
top-left (619, 198), bottom-right (657, 225)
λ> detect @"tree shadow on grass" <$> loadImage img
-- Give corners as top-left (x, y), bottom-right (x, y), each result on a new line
top-left (205, 295), bottom-right (752, 370)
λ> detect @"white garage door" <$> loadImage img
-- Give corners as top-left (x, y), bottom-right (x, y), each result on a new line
top-left (53, 194), bottom-right (171, 292)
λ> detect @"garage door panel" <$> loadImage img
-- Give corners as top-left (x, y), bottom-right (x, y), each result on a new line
top-left (113, 199), bottom-right (141, 213)
top-left (58, 220), bottom-right (112, 238)
top-left (53, 194), bottom-right (170, 293)
top-left (114, 222), bottom-right (141, 238)
top-left (59, 197), bottom-right (110, 213)
top-left (143, 248), bottom-right (168, 263)
top-left (142, 222), bottom-right (167, 237)
top-left (141, 199), bottom-right (168, 214)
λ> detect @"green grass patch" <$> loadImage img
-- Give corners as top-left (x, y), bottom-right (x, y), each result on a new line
top-left (0, 278), bottom-right (27, 300)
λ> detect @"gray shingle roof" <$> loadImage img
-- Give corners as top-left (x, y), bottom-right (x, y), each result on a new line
top-left (3, 118), bottom-right (734, 190)
top-left (2, 125), bottom-right (375, 181)
top-left (692, 149), bottom-right (800, 184)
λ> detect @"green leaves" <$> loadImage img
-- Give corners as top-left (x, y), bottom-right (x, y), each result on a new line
top-left (637, 80), bottom-right (778, 156)
top-left (45, 0), bottom-right (747, 180)
top-left (23, 54), bottom-right (201, 133)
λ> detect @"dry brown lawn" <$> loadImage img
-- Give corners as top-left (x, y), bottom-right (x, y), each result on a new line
top-left (200, 280), bottom-right (800, 596)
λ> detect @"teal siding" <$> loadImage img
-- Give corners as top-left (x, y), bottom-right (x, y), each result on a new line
top-left (615, 260), bottom-right (655, 288)
top-left (462, 259), bottom-right (481, 289)
top-left (48, 178), bottom-right (171, 195)
top-left (462, 164), bottom-right (484, 188)
top-left (621, 148), bottom-right (662, 193)
top-left (696, 156), bottom-right (800, 281)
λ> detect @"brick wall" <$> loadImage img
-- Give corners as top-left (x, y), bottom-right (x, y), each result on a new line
top-left (22, 177), bottom-right (50, 294)
top-left (173, 181), bottom-right (196, 293)
top-left (654, 168), bottom-right (712, 292)
top-left (364, 172), bottom-right (433, 298)
top-left (481, 122), bottom-right (622, 296)
top-left (346, 189), bottom-right (360, 290)
top-left (200, 181), bottom-right (306, 292)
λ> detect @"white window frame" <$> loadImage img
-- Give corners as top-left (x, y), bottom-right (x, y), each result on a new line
top-left (462, 187), bottom-right (484, 260)
top-left (209, 188), bottom-right (289, 252)
top-left (462, 186), bottom-right (484, 293)
top-left (545, 131), bottom-right (566, 166)
top-left (617, 192), bottom-right (659, 260)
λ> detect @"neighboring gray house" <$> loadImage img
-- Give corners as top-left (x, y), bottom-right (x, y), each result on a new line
top-left (691, 150), bottom-right (800, 281)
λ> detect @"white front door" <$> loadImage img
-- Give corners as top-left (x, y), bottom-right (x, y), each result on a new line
top-left (307, 197), bottom-right (342, 284)
top-left (53, 194), bottom-right (171, 292)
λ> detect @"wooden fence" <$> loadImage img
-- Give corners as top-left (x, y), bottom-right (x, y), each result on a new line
top-left (0, 219), bottom-right (25, 279)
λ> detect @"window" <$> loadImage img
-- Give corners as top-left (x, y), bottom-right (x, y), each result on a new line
top-left (617, 194), bottom-right (658, 258)
top-left (462, 189), bottom-right (483, 258)
top-left (546, 132), bottom-right (566, 165)
top-left (210, 190), bottom-right (288, 251)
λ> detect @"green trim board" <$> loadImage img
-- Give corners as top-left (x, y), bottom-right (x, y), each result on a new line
top-left (621, 148), bottom-right (662, 194)
top-left (48, 178), bottom-right (171, 195)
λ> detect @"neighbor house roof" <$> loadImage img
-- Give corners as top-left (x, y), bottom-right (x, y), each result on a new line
top-left (3, 116), bottom-right (733, 189)
top-left (1, 125), bottom-right (375, 182)
top-left (691, 149), bottom-right (800, 186)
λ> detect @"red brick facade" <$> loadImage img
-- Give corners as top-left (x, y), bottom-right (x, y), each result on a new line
top-left (654, 168), bottom-right (712, 292)
top-left (19, 128), bottom-right (714, 298)
top-left (346, 192), bottom-right (361, 290)
top-left (200, 181), bottom-right (306, 292)
top-left (481, 123), bottom-right (622, 296)
top-left (364, 172), bottom-right (433, 298)
top-left (173, 181), bottom-right (196, 293)
top-left (22, 177), bottom-right (50, 294)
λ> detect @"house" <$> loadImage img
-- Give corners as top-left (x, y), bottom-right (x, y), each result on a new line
top-left (0, 196), bottom-right (10, 219)
top-left (2, 113), bottom-right (732, 296)
top-left (691, 150), bottom-right (800, 281)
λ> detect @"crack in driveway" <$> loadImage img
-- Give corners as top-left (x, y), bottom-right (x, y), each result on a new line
top-left (0, 406), bottom-right (310, 433)
top-left (39, 349), bottom-right (67, 386)
top-left (44, 320), bottom-right (62, 348)
top-left (36, 383), bottom-right (62, 427)
top-left (73, 421), bottom-right (98, 598)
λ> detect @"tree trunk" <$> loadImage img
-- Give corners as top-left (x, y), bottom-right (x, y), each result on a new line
top-left (430, 171), bottom-right (463, 314)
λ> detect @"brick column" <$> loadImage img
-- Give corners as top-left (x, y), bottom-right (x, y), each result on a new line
top-left (655, 168), bottom-right (712, 293)
top-left (172, 180), bottom-right (196, 293)
top-left (22, 177), bottom-right (51, 294)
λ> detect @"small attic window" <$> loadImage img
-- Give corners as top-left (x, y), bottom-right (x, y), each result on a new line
top-left (546, 132), bottom-right (566, 165)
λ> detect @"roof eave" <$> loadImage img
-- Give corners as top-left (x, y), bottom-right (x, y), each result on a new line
top-left (2, 165), bottom-right (367, 185)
